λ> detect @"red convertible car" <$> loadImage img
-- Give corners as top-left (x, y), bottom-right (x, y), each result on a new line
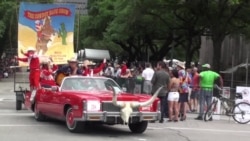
top-left (24, 76), bottom-right (161, 133)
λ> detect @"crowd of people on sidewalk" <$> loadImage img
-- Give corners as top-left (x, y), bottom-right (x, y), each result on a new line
top-left (137, 61), bottom-right (223, 123)
top-left (0, 55), bottom-right (16, 79)
top-left (10, 47), bottom-right (224, 123)
top-left (100, 59), bottom-right (224, 123)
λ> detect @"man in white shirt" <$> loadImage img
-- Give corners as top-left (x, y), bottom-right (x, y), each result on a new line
top-left (104, 63), bottom-right (115, 77)
top-left (115, 64), bottom-right (121, 78)
top-left (142, 62), bottom-right (155, 94)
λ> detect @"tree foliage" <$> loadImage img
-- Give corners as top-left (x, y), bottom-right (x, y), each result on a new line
top-left (1, 0), bottom-right (250, 71)
top-left (0, 0), bottom-right (18, 55)
top-left (0, 0), bottom-right (53, 56)
top-left (80, 0), bottom-right (250, 71)
top-left (199, 0), bottom-right (250, 71)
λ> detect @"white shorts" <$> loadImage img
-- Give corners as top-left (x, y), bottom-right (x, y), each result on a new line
top-left (168, 92), bottom-right (180, 102)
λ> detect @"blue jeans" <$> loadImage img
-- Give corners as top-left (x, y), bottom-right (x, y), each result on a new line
top-left (198, 89), bottom-right (213, 117)
top-left (159, 95), bottom-right (168, 120)
top-left (143, 80), bottom-right (152, 94)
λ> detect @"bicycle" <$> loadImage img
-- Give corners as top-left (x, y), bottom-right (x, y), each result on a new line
top-left (204, 85), bottom-right (250, 124)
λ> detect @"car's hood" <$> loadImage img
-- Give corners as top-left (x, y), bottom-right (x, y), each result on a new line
top-left (62, 90), bottom-right (153, 102)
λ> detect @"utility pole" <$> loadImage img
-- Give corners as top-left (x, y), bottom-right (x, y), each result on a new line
top-left (246, 55), bottom-right (248, 86)
top-left (76, 5), bottom-right (80, 52)
top-left (230, 36), bottom-right (234, 88)
top-left (246, 36), bottom-right (249, 86)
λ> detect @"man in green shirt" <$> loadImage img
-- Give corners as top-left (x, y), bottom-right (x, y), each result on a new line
top-left (195, 64), bottom-right (223, 120)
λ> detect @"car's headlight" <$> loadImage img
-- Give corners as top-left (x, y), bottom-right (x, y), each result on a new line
top-left (85, 100), bottom-right (101, 111)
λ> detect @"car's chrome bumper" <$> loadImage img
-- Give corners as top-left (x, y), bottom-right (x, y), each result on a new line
top-left (74, 111), bottom-right (161, 123)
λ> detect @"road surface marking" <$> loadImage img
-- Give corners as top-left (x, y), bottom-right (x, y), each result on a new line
top-left (118, 126), bottom-right (250, 133)
top-left (0, 110), bottom-right (32, 116)
top-left (0, 98), bottom-right (15, 102)
top-left (138, 139), bottom-right (147, 141)
top-left (0, 124), bottom-right (48, 127)
top-left (146, 126), bottom-right (250, 133)
top-left (0, 113), bottom-right (33, 116)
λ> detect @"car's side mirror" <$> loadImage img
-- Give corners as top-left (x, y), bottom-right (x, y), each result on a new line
top-left (51, 86), bottom-right (59, 92)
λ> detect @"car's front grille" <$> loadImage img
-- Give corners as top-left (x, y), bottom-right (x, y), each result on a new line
top-left (102, 102), bottom-right (139, 112)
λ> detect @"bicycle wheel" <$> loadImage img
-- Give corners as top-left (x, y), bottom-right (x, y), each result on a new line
top-left (232, 102), bottom-right (250, 124)
top-left (204, 101), bottom-right (217, 121)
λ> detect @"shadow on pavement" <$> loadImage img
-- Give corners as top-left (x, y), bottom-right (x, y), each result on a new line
top-left (25, 115), bottom-right (150, 137)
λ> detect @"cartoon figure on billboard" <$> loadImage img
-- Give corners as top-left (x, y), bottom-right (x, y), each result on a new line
top-left (35, 20), bottom-right (43, 41)
top-left (35, 16), bottom-right (56, 55)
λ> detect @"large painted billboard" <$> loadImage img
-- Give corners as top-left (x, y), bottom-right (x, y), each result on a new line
top-left (18, 2), bottom-right (76, 66)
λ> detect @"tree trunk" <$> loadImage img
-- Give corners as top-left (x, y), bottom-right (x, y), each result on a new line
top-left (212, 37), bottom-right (224, 72)
top-left (185, 35), bottom-right (193, 68)
top-left (150, 40), bottom-right (172, 61)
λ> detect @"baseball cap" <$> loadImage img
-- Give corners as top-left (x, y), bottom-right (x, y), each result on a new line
top-left (202, 64), bottom-right (211, 68)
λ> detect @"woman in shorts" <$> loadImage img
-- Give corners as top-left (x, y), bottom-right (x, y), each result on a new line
top-left (168, 69), bottom-right (180, 122)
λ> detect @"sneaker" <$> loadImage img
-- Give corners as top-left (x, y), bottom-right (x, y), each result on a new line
top-left (159, 119), bottom-right (164, 123)
top-left (178, 113), bottom-right (184, 118)
top-left (195, 116), bottom-right (203, 120)
top-left (191, 109), bottom-right (197, 113)
top-left (180, 115), bottom-right (186, 121)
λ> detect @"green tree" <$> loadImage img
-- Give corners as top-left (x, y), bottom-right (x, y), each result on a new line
top-left (169, 0), bottom-right (205, 67)
top-left (200, 0), bottom-right (250, 71)
top-left (0, 0), bottom-right (54, 56)
top-left (0, 0), bottom-right (18, 56)
top-left (80, 0), bottom-right (250, 68)
top-left (82, 0), bottom-right (201, 62)
top-left (79, 0), bottom-right (122, 58)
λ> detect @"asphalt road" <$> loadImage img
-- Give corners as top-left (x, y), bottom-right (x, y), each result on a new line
top-left (1, 77), bottom-right (250, 141)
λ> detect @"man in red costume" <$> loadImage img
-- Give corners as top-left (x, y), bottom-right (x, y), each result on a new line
top-left (120, 61), bottom-right (127, 77)
top-left (15, 47), bottom-right (40, 103)
top-left (82, 58), bottom-right (106, 76)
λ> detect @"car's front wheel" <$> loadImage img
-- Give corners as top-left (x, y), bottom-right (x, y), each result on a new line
top-left (66, 107), bottom-right (85, 133)
top-left (128, 121), bottom-right (148, 134)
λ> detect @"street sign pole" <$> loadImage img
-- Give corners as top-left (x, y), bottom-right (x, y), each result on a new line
top-left (76, 7), bottom-right (80, 52)
top-left (246, 47), bottom-right (249, 86)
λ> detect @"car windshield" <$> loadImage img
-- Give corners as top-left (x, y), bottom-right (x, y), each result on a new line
top-left (61, 77), bottom-right (121, 93)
